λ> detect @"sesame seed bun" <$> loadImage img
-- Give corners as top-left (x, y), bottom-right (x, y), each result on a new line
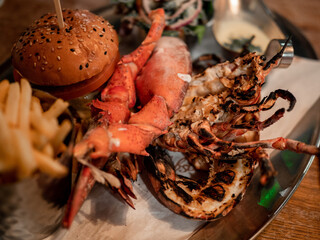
top-left (11, 9), bottom-right (119, 99)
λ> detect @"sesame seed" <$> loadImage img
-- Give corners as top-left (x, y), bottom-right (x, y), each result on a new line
top-left (41, 67), bottom-right (45, 71)
top-left (104, 51), bottom-right (107, 55)
top-left (46, 38), bottom-right (50, 42)
top-left (88, 59), bottom-right (92, 62)
top-left (35, 53), bottom-right (39, 56)
top-left (70, 48), bottom-right (75, 52)
top-left (85, 63), bottom-right (89, 68)
top-left (44, 61), bottom-right (48, 65)
top-left (78, 38), bottom-right (84, 42)
top-left (103, 28), bottom-right (105, 32)
top-left (87, 34), bottom-right (90, 38)
top-left (79, 65), bottom-right (83, 70)
top-left (43, 56), bottom-right (46, 60)
top-left (57, 67), bottom-right (61, 71)
top-left (111, 39), bottom-right (114, 42)
top-left (29, 42), bottom-right (33, 46)
top-left (69, 41), bottom-right (73, 45)
top-left (57, 56), bottom-right (61, 61)
top-left (37, 56), bottom-right (41, 61)
top-left (41, 36), bottom-right (45, 39)
top-left (57, 40), bottom-right (61, 43)
top-left (93, 28), bottom-right (96, 31)
top-left (33, 62), bottom-right (36, 68)
top-left (51, 47), bottom-right (55, 52)
top-left (28, 54), bottom-right (32, 58)
top-left (99, 34), bottom-right (103, 37)
top-left (57, 46), bottom-right (62, 49)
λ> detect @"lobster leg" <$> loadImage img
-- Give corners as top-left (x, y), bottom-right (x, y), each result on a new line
top-left (188, 120), bottom-right (320, 157)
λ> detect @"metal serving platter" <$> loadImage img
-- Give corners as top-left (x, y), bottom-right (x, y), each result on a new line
top-left (0, 3), bottom-right (319, 240)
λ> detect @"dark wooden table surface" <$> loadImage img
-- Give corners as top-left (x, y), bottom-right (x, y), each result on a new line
top-left (0, 0), bottom-right (319, 239)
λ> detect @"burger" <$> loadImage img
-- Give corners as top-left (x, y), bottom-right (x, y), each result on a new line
top-left (11, 9), bottom-right (119, 100)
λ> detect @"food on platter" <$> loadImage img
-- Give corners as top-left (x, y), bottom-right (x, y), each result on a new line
top-left (11, 9), bottom-right (119, 100)
top-left (0, 79), bottom-right (72, 181)
top-left (56, 6), bottom-right (320, 228)
top-left (117, 0), bottom-right (213, 41)
top-left (3, 3), bottom-right (320, 235)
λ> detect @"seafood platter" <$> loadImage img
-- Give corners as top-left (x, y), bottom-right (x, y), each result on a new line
top-left (0, 1), bottom-right (319, 239)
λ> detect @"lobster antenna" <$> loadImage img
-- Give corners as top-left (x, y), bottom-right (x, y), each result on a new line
top-left (263, 35), bottom-right (292, 70)
top-left (53, 0), bottom-right (64, 29)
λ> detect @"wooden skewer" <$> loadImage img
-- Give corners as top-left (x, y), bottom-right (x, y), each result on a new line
top-left (53, 0), bottom-right (64, 29)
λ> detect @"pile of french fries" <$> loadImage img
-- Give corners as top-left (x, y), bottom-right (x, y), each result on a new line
top-left (0, 79), bottom-right (72, 180)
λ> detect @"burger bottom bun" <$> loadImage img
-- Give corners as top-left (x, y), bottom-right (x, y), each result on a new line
top-left (13, 52), bottom-right (120, 100)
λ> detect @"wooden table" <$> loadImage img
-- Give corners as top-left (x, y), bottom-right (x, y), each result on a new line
top-left (0, 0), bottom-right (319, 239)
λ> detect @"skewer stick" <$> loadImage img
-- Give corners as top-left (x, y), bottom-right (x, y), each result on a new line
top-left (53, 0), bottom-right (64, 29)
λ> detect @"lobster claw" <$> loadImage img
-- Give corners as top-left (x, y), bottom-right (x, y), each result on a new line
top-left (136, 37), bottom-right (192, 116)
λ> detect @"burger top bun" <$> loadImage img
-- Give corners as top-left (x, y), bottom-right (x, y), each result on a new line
top-left (11, 9), bottom-right (119, 86)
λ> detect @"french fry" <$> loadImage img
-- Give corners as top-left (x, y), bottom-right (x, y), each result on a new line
top-left (42, 143), bottom-right (54, 157)
top-left (31, 96), bottom-right (43, 114)
top-left (30, 130), bottom-right (49, 150)
top-left (11, 129), bottom-right (37, 179)
top-left (0, 111), bottom-right (16, 172)
top-left (51, 119), bottom-right (72, 153)
top-left (33, 149), bottom-right (68, 178)
top-left (30, 103), bottom-right (58, 139)
top-left (5, 82), bottom-right (20, 127)
top-left (0, 80), bottom-right (10, 111)
top-left (43, 98), bottom-right (69, 119)
top-left (18, 79), bottom-right (32, 137)
top-left (0, 80), bottom-right (72, 180)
